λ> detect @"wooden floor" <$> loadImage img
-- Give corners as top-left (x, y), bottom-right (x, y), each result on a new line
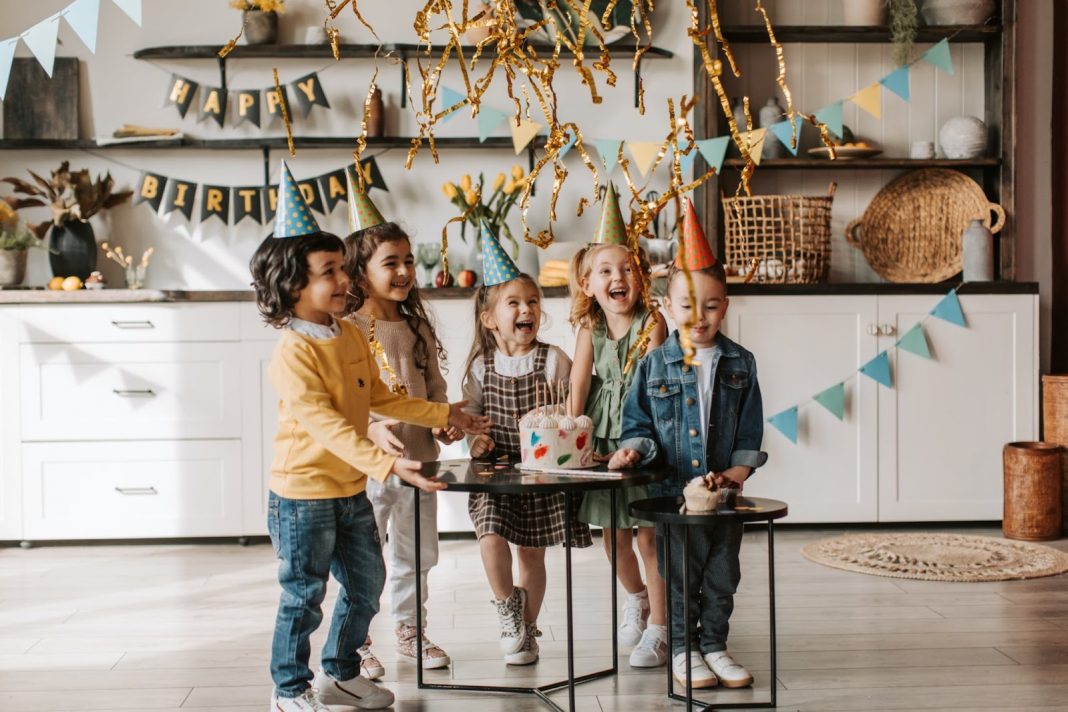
top-left (2, 525), bottom-right (1068, 711)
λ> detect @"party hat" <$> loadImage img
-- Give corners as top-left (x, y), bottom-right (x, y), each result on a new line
top-left (593, 182), bottom-right (628, 245)
top-left (480, 221), bottom-right (522, 286)
top-left (346, 165), bottom-right (385, 232)
top-left (674, 197), bottom-right (717, 270)
top-left (273, 160), bottom-right (320, 238)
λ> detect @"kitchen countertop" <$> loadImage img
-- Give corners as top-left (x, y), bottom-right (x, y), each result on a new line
top-left (0, 282), bottom-right (1039, 304)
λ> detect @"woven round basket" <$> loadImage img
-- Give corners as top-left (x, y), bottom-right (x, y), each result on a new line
top-left (846, 169), bottom-right (1005, 283)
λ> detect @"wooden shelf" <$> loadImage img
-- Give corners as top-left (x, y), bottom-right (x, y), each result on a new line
top-left (132, 42), bottom-right (674, 60)
top-left (0, 136), bottom-right (544, 151)
top-left (719, 25), bottom-right (1001, 44)
top-left (722, 157), bottom-right (1001, 170)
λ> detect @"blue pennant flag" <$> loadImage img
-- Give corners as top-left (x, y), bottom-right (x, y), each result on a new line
top-left (111, 0), bottom-right (142, 26)
top-left (859, 351), bottom-right (893, 389)
top-left (923, 38), bottom-right (954, 75)
top-left (594, 139), bottom-right (624, 175)
top-left (930, 290), bottom-right (967, 327)
top-left (21, 13), bottom-right (62, 77)
top-left (880, 66), bottom-right (911, 102)
top-left (896, 323), bottom-right (931, 359)
top-left (65, 0), bottom-right (101, 54)
top-left (768, 117), bottom-right (801, 156)
top-left (674, 140), bottom-right (698, 173)
top-left (695, 136), bottom-right (730, 174)
top-left (767, 406), bottom-right (799, 444)
top-left (813, 382), bottom-right (846, 421)
top-left (814, 102), bottom-right (844, 139)
top-left (476, 105), bottom-right (509, 142)
top-left (439, 86), bottom-right (466, 122)
top-left (0, 38), bottom-right (17, 102)
top-left (558, 128), bottom-right (577, 159)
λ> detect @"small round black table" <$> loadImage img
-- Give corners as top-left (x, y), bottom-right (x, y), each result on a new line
top-left (629, 495), bottom-right (788, 712)
top-left (408, 458), bottom-right (666, 712)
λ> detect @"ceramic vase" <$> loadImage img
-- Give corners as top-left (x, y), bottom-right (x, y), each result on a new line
top-left (842, 0), bottom-right (888, 25)
top-left (962, 218), bottom-right (993, 281)
top-left (243, 10), bottom-right (278, 45)
top-left (939, 116), bottom-right (987, 159)
top-left (759, 96), bottom-right (786, 159)
top-left (49, 221), bottom-right (96, 280)
top-left (921, 0), bottom-right (996, 25)
top-left (0, 249), bottom-right (28, 287)
top-left (364, 88), bottom-right (385, 138)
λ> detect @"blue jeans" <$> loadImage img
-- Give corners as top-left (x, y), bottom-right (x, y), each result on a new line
top-left (267, 491), bottom-right (386, 698)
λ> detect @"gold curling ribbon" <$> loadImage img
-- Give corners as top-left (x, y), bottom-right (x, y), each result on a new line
top-left (272, 69), bottom-right (295, 158)
top-left (352, 69), bottom-right (379, 188)
top-left (368, 316), bottom-right (409, 395)
top-left (755, 0), bottom-right (795, 138)
top-left (440, 186), bottom-right (481, 284)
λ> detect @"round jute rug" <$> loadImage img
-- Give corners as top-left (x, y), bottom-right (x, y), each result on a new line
top-left (801, 533), bottom-right (1068, 582)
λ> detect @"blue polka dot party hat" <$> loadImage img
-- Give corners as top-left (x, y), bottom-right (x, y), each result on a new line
top-left (480, 221), bottom-right (521, 286)
top-left (273, 160), bottom-right (320, 238)
top-left (346, 164), bottom-right (385, 233)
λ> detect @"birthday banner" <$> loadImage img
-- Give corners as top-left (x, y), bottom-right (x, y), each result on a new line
top-left (164, 71), bottom-right (331, 128)
top-left (131, 157), bottom-right (386, 226)
top-left (765, 289), bottom-right (967, 445)
top-left (0, 0), bottom-right (141, 101)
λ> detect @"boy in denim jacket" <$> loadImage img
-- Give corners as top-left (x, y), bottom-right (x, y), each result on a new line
top-left (609, 260), bottom-right (767, 690)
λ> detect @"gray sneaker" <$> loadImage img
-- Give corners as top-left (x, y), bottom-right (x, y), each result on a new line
top-left (492, 586), bottom-right (528, 655)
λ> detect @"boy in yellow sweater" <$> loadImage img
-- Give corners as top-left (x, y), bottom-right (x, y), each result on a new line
top-left (251, 163), bottom-right (490, 712)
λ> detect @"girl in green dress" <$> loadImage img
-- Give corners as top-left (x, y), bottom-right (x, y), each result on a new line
top-left (568, 239), bottom-right (668, 668)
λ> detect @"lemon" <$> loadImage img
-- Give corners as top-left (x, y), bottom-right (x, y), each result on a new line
top-left (61, 276), bottom-right (83, 291)
top-left (48, 276), bottom-right (65, 290)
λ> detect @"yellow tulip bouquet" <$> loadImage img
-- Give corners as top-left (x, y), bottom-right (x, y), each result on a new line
top-left (441, 165), bottom-right (526, 255)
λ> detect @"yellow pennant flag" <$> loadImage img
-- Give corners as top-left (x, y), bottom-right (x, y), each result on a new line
top-left (511, 119), bottom-right (543, 154)
top-left (743, 128), bottom-right (767, 165)
top-left (851, 83), bottom-right (882, 119)
top-left (627, 141), bottom-right (661, 176)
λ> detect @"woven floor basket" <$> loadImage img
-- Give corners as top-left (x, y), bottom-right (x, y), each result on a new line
top-left (722, 183), bottom-right (835, 284)
top-left (846, 168), bottom-right (1005, 283)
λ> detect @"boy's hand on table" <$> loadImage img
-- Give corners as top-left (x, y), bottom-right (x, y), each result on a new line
top-left (608, 448), bottom-right (641, 470)
top-left (469, 434), bottom-right (495, 458)
top-left (448, 400), bottom-right (492, 435)
top-left (391, 457), bottom-right (447, 492)
top-left (368, 419), bottom-right (404, 456)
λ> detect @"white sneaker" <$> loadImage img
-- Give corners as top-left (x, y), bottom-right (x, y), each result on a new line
top-left (672, 651), bottom-right (718, 689)
top-left (504, 622), bottom-right (541, 665)
top-left (703, 650), bottom-right (753, 688)
top-left (492, 587), bottom-right (528, 655)
top-left (269, 688), bottom-right (330, 712)
top-left (357, 642), bottom-right (385, 680)
top-left (629, 624), bottom-right (668, 668)
top-left (618, 590), bottom-right (650, 647)
top-left (312, 667), bottom-right (395, 709)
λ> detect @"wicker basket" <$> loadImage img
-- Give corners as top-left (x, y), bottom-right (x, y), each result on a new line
top-left (721, 183), bottom-right (835, 284)
top-left (846, 169), bottom-right (1005, 283)
top-left (1003, 442), bottom-right (1063, 541)
top-left (1042, 374), bottom-right (1068, 535)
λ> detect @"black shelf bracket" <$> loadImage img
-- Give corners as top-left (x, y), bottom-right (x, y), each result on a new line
top-left (400, 52), bottom-right (408, 109)
top-left (261, 145), bottom-right (271, 188)
top-left (633, 56), bottom-right (642, 108)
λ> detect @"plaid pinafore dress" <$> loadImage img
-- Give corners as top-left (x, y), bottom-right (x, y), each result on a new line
top-left (467, 344), bottom-right (592, 548)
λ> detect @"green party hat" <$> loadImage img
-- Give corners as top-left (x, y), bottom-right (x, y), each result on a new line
top-left (675, 197), bottom-right (717, 270)
top-left (593, 182), bottom-right (628, 245)
top-left (273, 160), bottom-right (320, 238)
top-left (346, 164), bottom-right (385, 232)
top-left (480, 221), bottom-right (521, 286)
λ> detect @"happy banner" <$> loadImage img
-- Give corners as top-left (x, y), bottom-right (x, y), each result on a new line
top-left (163, 71), bottom-right (330, 128)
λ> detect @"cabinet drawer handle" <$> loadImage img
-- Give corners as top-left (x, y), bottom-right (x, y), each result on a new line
top-left (114, 486), bottom-right (158, 496)
top-left (866, 323), bottom-right (879, 336)
top-left (110, 320), bottom-right (155, 329)
top-left (879, 323), bottom-right (897, 336)
top-left (112, 388), bottom-right (156, 397)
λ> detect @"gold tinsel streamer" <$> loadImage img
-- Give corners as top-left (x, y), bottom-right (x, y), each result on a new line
top-left (351, 69), bottom-right (379, 192)
top-left (273, 69), bottom-right (295, 158)
top-left (755, 0), bottom-right (795, 147)
top-left (368, 316), bottom-right (409, 395)
top-left (439, 186), bottom-right (481, 285)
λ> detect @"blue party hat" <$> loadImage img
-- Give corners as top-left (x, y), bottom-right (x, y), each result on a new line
top-left (480, 221), bottom-right (521, 286)
top-left (273, 160), bottom-right (320, 238)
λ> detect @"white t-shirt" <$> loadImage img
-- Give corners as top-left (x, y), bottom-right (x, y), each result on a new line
top-left (694, 346), bottom-right (718, 434)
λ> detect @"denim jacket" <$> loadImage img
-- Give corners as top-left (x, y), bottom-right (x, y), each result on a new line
top-left (619, 331), bottom-right (768, 496)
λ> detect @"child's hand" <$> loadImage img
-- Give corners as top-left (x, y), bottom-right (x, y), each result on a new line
top-left (608, 448), bottom-right (641, 470)
top-left (469, 434), bottom-right (495, 458)
top-left (448, 400), bottom-right (492, 435)
top-left (368, 419), bottom-right (404, 456)
top-left (433, 426), bottom-right (464, 444)
top-left (390, 457), bottom-right (447, 493)
top-left (713, 466), bottom-right (750, 488)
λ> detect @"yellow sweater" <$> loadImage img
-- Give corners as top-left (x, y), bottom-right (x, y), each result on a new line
top-left (267, 319), bottom-right (450, 499)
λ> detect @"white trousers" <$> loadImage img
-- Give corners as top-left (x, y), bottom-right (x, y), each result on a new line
top-left (366, 477), bottom-right (440, 628)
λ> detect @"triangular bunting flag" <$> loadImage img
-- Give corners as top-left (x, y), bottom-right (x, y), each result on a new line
top-left (767, 406), bottom-right (799, 444)
top-left (813, 383), bottom-right (846, 421)
top-left (930, 290), bottom-right (967, 327)
top-left (880, 66), bottom-right (911, 102)
top-left (481, 221), bottom-right (521, 286)
top-left (695, 136), bottom-right (729, 174)
top-left (814, 102), bottom-right (844, 139)
top-left (742, 128), bottom-right (767, 165)
top-left (859, 351), bottom-right (893, 388)
top-left (593, 139), bottom-right (624, 175)
top-left (768, 117), bottom-right (801, 156)
top-left (476, 106), bottom-right (508, 142)
top-left (851, 83), bottom-right (882, 119)
top-left (21, 14), bottom-right (61, 77)
top-left (510, 118), bottom-right (542, 154)
top-left (65, 0), bottom-right (101, 54)
top-left (558, 128), bottom-right (577, 159)
top-left (896, 322), bottom-right (932, 359)
top-left (440, 85), bottom-right (466, 121)
top-left (923, 38), bottom-right (954, 75)
top-left (627, 141), bottom-right (660, 176)
top-left (674, 140), bottom-right (698, 173)
top-left (0, 38), bottom-right (17, 102)
top-left (110, 0), bottom-right (142, 26)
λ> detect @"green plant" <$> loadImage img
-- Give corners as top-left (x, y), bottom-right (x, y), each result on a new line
top-left (889, 0), bottom-right (919, 67)
top-left (1, 161), bottom-right (132, 236)
top-left (229, 0), bottom-right (285, 12)
top-left (0, 197), bottom-right (43, 251)
top-left (441, 166), bottom-right (526, 254)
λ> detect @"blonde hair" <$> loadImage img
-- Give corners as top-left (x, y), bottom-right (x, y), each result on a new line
top-left (462, 273), bottom-right (542, 389)
top-left (568, 243), bottom-right (651, 330)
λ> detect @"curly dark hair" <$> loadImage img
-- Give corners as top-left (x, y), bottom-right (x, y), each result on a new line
top-left (341, 222), bottom-right (447, 373)
top-left (249, 231), bottom-right (345, 328)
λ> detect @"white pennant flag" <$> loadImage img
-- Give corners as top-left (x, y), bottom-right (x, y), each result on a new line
top-left (21, 13), bottom-right (62, 77)
top-left (0, 38), bottom-right (18, 101)
top-left (111, 0), bottom-right (142, 26)
top-left (65, 0), bottom-right (101, 53)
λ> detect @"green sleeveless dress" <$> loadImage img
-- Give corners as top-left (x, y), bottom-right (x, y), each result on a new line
top-left (577, 308), bottom-right (653, 528)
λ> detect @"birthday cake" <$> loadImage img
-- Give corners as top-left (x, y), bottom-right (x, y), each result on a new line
top-left (519, 410), bottom-right (595, 470)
